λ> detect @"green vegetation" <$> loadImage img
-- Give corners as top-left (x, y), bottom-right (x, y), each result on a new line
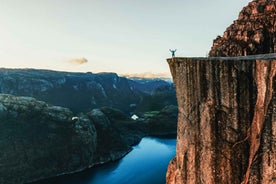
top-left (143, 111), bottom-right (160, 118)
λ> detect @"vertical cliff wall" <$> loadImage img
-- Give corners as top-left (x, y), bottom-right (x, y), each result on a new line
top-left (166, 55), bottom-right (276, 184)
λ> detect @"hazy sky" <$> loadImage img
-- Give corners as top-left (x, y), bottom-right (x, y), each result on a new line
top-left (0, 0), bottom-right (251, 75)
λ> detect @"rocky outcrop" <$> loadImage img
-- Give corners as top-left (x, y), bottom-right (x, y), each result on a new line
top-left (0, 94), bottom-right (97, 184)
top-left (165, 0), bottom-right (276, 183)
top-left (166, 56), bottom-right (276, 184)
top-left (0, 93), bottom-right (177, 184)
top-left (87, 108), bottom-right (133, 163)
top-left (0, 95), bottom-right (144, 184)
top-left (209, 0), bottom-right (276, 56)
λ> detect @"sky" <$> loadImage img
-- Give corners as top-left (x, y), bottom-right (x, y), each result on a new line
top-left (0, 0), bottom-right (252, 76)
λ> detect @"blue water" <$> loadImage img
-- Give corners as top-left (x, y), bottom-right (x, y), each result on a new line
top-left (36, 137), bottom-right (176, 184)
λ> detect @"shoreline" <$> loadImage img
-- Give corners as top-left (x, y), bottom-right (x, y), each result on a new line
top-left (28, 133), bottom-right (176, 184)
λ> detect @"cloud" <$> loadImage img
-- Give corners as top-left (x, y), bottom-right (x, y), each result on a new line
top-left (68, 57), bottom-right (88, 65)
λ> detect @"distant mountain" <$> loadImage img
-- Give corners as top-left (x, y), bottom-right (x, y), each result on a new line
top-left (0, 68), bottom-right (176, 113)
top-left (0, 68), bottom-right (140, 113)
top-left (122, 72), bottom-right (172, 80)
top-left (128, 78), bottom-right (171, 94)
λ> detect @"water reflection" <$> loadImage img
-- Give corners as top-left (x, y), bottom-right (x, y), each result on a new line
top-left (35, 137), bottom-right (176, 184)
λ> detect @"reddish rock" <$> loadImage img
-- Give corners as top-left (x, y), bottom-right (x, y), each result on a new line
top-left (166, 56), bottom-right (276, 184)
top-left (209, 0), bottom-right (276, 57)
top-left (167, 1), bottom-right (276, 183)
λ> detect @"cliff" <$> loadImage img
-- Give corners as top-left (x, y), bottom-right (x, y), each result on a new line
top-left (166, 55), bottom-right (276, 184)
top-left (0, 93), bottom-right (177, 184)
top-left (0, 94), bottom-right (144, 184)
top-left (167, 0), bottom-right (276, 183)
top-left (209, 0), bottom-right (276, 56)
top-left (0, 94), bottom-right (97, 184)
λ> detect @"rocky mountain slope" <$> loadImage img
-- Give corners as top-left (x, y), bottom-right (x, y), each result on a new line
top-left (167, 0), bottom-right (276, 183)
top-left (0, 69), bottom-right (139, 113)
top-left (0, 95), bottom-right (97, 184)
top-left (127, 78), bottom-right (172, 94)
top-left (0, 93), bottom-right (177, 184)
top-left (0, 68), bottom-right (177, 184)
top-left (209, 0), bottom-right (276, 56)
top-left (0, 68), bottom-right (176, 113)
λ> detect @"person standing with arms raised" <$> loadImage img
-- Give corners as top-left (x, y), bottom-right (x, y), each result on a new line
top-left (169, 49), bottom-right (177, 57)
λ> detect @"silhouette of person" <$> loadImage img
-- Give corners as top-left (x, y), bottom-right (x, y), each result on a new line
top-left (169, 49), bottom-right (177, 57)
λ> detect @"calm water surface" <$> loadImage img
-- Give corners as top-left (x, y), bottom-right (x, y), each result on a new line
top-left (36, 137), bottom-right (176, 184)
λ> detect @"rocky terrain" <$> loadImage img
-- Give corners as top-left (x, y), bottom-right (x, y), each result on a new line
top-left (0, 68), bottom-right (176, 113)
top-left (167, 56), bottom-right (275, 184)
top-left (167, 0), bottom-right (276, 183)
top-left (0, 69), bottom-right (139, 113)
top-left (0, 93), bottom-right (177, 184)
top-left (0, 69), bottom-right (177, 184)
top-left (0, 95), bottom-right (97, 184)
top-left (209, 0), bottom-right (276, 57)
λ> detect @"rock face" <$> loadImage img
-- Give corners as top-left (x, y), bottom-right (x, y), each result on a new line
top-left (166, 56), bottom-right (276, 184)
top-left (87, 108), bottom-right (133, 163)
top-left (0, 92), bottom-right (177, 184)
top-left (167, 0), bottom-right (276, 183)
top-left (0, 94), bottom-right (147, 184)
top-left (0, 94), bottom-right (97, 184)
top-left (209, 0), bottom-right (276, 57)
